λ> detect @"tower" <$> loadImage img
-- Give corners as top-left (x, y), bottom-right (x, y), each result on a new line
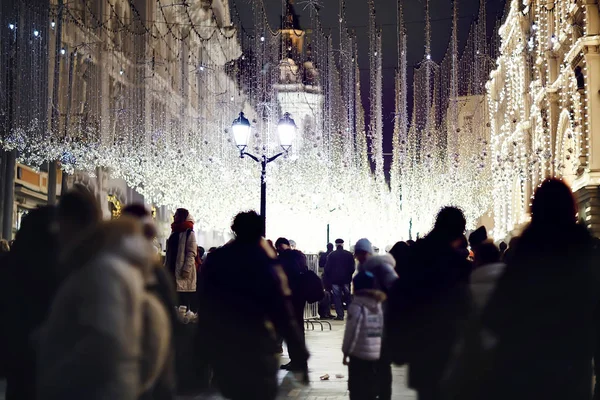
top-left (274, 0), bottom-right (323, 152)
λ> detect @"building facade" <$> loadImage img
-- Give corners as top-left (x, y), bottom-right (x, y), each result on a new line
top-left (0, 0), bottom-right (245, 246)
top-left (488, 0), bottom-right (600, 238)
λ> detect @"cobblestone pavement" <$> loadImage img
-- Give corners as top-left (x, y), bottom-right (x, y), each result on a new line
top-left (180, 320), bottom-right (416, 400)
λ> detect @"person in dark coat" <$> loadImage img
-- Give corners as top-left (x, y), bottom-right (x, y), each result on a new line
top-left (324, 238), bottom-right (356, 320)
top-left (389, 241), bottom-right (410, 276)
top-left (387, 207), bottom-right (472, 400)
top-left (0, 207), bottom-right (59, 400)
top-left (275, 237), bottom-right (309, 371)
top-left (318, 243), bottom-right (335, 319)
top-left (196, 211), bottom-right (308, 400)
top-left (478, 179), bottom-right (600, 400)
top-left (319, 243), bottom-right (334, 272)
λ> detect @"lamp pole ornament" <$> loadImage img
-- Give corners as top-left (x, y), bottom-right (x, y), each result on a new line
top-left (232, 111), bottom-right (297, 236)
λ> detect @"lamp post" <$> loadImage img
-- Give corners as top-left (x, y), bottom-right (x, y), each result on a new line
top-left (232, 112), bottom-right (297, 236)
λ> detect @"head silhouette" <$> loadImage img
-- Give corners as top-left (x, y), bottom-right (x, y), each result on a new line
top-left (531, 178), bottom-right (576, 226)
top-left (433, 206), bottom-right (466, 241)
top-left (231, 211), bottom-right (264, 242)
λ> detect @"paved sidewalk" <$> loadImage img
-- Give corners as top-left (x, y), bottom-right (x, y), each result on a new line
top-left (180, 320), bottom-right (416, 400)
top-left (0, 322), bottom-right (416, 400)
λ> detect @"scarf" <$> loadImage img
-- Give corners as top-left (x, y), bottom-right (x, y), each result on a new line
top-left (171, 220), bottom-right (194, 233)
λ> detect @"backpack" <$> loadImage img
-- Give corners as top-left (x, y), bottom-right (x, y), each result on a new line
top-left (300, 270), bottom-right (325, 303)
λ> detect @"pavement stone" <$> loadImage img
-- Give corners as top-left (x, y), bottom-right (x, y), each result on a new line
top-left (0, 321), bottom-right (416, 400)
top-left (180, 320), bottom-right (416, 400)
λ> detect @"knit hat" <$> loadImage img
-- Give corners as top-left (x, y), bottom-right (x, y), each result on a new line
top-left (354, 238), bottom-right (373, 254)
top-left (353, 271), bottom-right (376, 292)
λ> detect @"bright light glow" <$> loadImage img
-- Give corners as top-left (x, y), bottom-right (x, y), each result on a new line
top-left (232, 112), bottom-right (251, 152)
top-left (51, 21), bottom-right (55, 28)
top-left (8, 23), bottom-right (15, 30)
top-left (199, 65), bottom-right (204, 71)
top-left (260, 36), bottom-right (265, 41)
top-left (277, 113), bottom-right (296, 151)
top-left (33, 30), bottom-right (39, 37)
top-left (60, 48), bottom-right (66, 55)
top-left (426, 54), bottom-right (431, 60)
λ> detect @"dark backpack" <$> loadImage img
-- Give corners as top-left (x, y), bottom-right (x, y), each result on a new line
top-left (300, 270), bottom-right (325, 303)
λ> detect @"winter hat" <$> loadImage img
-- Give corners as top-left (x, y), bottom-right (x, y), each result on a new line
top-left (335, 238), bottom-right (344, 244)
top-left (353, 271), bottom-right (376, 292)
top-left (468, 226), bottom-right (487, 248)
top-left (354, 238), bottom-right (374, 254)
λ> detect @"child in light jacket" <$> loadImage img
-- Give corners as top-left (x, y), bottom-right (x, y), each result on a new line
top-left (342, 271), bottom-right (386, 400)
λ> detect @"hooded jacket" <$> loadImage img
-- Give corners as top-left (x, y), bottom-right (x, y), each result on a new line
top-left (37, 221), bottom-right (171, 400)
top-left (342, 290), bottom-right (386, 361)
top-left (358, 254), bottom-right (398, 293)
top-left (165, 214), bottom-right (197, 293)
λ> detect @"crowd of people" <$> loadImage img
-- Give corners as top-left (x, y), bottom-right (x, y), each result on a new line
top-left (0, 177), bottom-right (599, 400)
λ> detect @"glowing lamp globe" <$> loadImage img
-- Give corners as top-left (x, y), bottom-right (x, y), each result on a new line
top-left (277, 112), bottom-right (296, 152)
top-left (232, 112), bottom-right (251, 154)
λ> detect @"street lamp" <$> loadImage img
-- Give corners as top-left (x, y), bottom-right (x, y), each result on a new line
top-left (232, 111), bottom-right (297, 236)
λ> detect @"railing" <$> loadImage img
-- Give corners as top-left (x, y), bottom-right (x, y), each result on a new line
top-left (303, 254), bottom-right (331, 331)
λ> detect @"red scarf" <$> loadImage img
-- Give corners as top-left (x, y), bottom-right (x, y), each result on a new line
top-left (171, 220), bottom-right (194, 233)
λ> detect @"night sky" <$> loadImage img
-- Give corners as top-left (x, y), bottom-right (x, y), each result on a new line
top-left (232, 0), bottom-right (507, 162)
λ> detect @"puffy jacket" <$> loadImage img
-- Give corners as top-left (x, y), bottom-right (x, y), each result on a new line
top-left (38, 222), bottom-right (171, 400)
top-left (342, 290), bottom-right (386, 361)
top-left (324, 248), bottom-right (355, 286)
top-left (358, 254), bottom-right (398, 293)
top-left (165, 215), bottom-right (197, 293)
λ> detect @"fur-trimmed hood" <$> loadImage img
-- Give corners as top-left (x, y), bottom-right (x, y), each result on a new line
top-left (354, 289), bottom-right (387, 303)
top-left (358, 254), bottom-right (398, 292)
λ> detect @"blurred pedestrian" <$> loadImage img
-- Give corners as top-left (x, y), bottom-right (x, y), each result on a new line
top-left (478, 179), bottom-right (599, 400)
top-left (196, 246), bottom-right (205, 273)
top-left (389, 241), bottom-right (410, 276)
top-left (354, 238), bottom-right (398, 400)
top-left (0, 207), bottom-right (59, 400)
top-left (387, 207), bottom-right (472, 400)
top-left (470, 240), bottom-right (505, 311)
top-left (56, 184), bottom-right (102, 263)
top-left (354, 238), bottom-right (398, 293)
top-left (343, 271), bottom-right (386, 400)
top-left (164, 208), bottom-right (197, 312)
top-left (196, 211), bottom-right (308, 400)
top-left (319, 243), bottom-right (334, 272)
top-left (498, 241), bottom-right (507, 259)
top-left (275, 237), bottom-right (309, 371)
top-left (324, 239), bottom-right (356, 321)
top-left (122, 203), bottom-right (178, 400)
top-left (38, 218), bottom-right (171, 400)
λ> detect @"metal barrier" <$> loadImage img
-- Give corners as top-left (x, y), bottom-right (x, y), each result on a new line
top-left (303, 254), bottom-right (331, 331)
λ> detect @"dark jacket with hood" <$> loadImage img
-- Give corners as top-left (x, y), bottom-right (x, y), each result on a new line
top-left (386, 230), bottom-right (472, 389)
top-left (324, 247), bottom-right (356, 287)
top-left (196, 239), bottom-right (308, 398)
top-left (278, 249), bottom-right (308, 324)
top-left (478, 223), bottom-right (600, 400)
